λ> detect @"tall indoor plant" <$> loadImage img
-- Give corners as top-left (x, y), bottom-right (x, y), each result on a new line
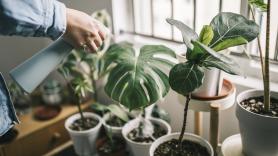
top-left (236, 1), bottom-right (278, 156)
top-left (150, 12), bottom-right (259, 156)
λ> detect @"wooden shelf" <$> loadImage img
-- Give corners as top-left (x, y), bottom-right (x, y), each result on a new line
top-left (0, 100), bottom-right (93, 156)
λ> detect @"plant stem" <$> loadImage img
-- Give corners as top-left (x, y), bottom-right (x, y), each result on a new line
top-left (62, 76), bottom-right (86, 126)
top-left (249, 5), bottom-right (265, 77)
top-left (264, 0), bottom-right (271, 112)
top-left (178, 94), bottom-right (191, 146)
top-left (92, 79), bottom-right (98, 102)
top-left (77, 97), bottom-right (86, 126)
top-left (107, 113), bottom-right (114, 149)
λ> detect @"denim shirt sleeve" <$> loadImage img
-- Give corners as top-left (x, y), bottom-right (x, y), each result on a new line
top-left (0, 73), bottom-right (19, 136)
top-left (0, 0), bottom-right (66, 40)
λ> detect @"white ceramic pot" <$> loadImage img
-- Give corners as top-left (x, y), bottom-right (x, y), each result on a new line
top-left (122, 118), bottom-right (171, 156)
top-left (102, 112), bottom-right (124, 137)
top-left (176, 48), bottom-right (222, 97)
top-left (149, 132), bottom-right (214, 156)
top-left (236, 89), bottom-right (278, 156)
top-left (65, 112), bottom-right (102, 156)
top-left (192, 68), bottom-right (222, 97)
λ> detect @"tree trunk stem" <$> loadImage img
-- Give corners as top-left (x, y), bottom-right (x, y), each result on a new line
top-left (178, 94), bottom-right (191, 146)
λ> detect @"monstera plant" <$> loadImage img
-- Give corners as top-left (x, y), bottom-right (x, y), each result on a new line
top-left (104, 42), bottom-right (177, 109)
top-left (150, 12), bottom-right (259, 156)
top-left (103, 42), bottom-right (176, 155)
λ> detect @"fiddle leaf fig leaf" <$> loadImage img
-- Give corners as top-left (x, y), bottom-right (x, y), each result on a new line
top-left (193, 41), bottom-right (239, 66)
top-left (104, 42), bottom-right (177, 110)
top-left (248, 0), bottom-right (267, 12)
top-left (166, 18), bottom-right (198, 50)
top-left (198, 25), bottom-right (214, 46)
top-left (107, 104), bottom-right (129, 122)
top-left (212, 37), bottom-right (248, 52)
top-left (202, 56), bottom-right (243, 75)
top-left (169, 62), bottom-right (204, 96)
top-left (209, 12), bottom-right (260, 51)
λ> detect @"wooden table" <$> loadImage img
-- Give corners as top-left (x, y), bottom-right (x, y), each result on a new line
top-left (0, 101), bottom-right (92, 156)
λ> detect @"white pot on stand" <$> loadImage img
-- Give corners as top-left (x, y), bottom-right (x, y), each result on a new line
top-left (65, 112), bottom-right (102, 156)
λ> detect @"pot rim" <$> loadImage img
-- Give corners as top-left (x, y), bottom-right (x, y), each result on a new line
top-left (65, 112), bottom-right (102, 134)
top-left (103, 112), bottom-right (124, 130)
top-left (236, 89), bottom-right (278, 119)
top-left (122, 117), bottom-right (171, 145)
top-left (149, 132), bottom-right (214, 156)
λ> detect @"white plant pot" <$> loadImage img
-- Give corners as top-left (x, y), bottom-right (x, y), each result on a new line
top-left (176, 49), bottom-right (222, 97)
top-left (192, 68), bottom-right (222, 97)
top-left (103, 112), bottom-right (124, 137)
top-left (122, 118), bottom-right (171, 156)
top-left (149, 132), bottom-right (214, 156)
top-left (236, 89), bottom-right (278, 156)
top-left (65, 112), bottom-right (102, 156)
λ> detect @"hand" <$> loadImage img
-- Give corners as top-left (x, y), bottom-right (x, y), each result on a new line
top-left (63, 8), bottom-right (105, 53)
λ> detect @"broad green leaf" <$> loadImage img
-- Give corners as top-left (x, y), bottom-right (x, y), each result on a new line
top-left (166, 18), bottom-right (198, 50)
top-left (198, 25), bottom-right (214, 46)
top-left (209, 12), bottom-right (259, 51)
top-left (104, 42), bottom-right (177, 110)
top-left (107, 104), bottom-right (129, 122)
top-left (202, 56), bottom-right (243, 75)
top-left (212, 37), bottom-right (248, 52)
top-left (169, 62), bottom-right (204, 96)
top-left (186, 44), bottom-right (206, 62)
top-left (248, 0), bottom-right (267, 12)
top-left (193, 41), bottom-right (240, 67)
top-left (91, 102), bottom-right (109, 113)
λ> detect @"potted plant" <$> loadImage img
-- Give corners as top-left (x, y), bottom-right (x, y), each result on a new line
top-left (236, 1), bottom-right (278, 156)
top-left (150, 12), bottom-right (259, 156)
top-left (101, 42), bottom-right (175, 156)
top-left (59, 51), bottom-right (103, 156)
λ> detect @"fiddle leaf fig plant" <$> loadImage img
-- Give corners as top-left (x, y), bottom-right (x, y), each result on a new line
top-left (167, 12), bottom-right (259, 144)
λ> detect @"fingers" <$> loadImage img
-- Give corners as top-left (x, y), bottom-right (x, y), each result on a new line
top-left (85, 38), bottom-right (98, 52)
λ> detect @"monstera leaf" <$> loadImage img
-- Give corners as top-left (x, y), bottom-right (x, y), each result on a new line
top-left (169, 62), bottom-right (204, 96)
top-left (104, 42), bottom-right (177, 110)
top-left (209, 12), bottom-right (260, 51)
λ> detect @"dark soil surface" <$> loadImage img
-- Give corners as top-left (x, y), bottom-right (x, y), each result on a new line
top-left (154, 139), bottom-right (210, 156)
top-left (97, 137), bottom-right (128, 156)
top-left (106, 115), bottom-right (133, 127)
top-left (127, 122), bottom-right (167, 143)
top-left (69, 117), bottom-right (99, 131)
top-left (240, 96), bottom-right (278, 117)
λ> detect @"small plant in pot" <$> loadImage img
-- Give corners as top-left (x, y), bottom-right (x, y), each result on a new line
top-left (150, 12), bottom-right (259, 156)
top-left (102, 42), bottom-right (176, 156)
top-left (91, 103), bottom-right (133, 156)
top-left (236, 1), bottom-right (278, 156)
top-left (59, 54), bottom-right (102, 156)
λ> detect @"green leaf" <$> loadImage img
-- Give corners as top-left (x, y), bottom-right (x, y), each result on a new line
top-left (104, 42), bottom-right (177, 110)
top-left (198, 25), bottom-right (214, 46)
top-left (91, 102), bottom-right (109, 113)
top-left (186, 44), bottom-right (206, 62)
top-left (166, 18), bottom-right (198, 49)
top-left (193, 41), bottom-right (240, 66)
top-left (212, 37), bottom-right (248, 52)
top-left (202, 56), bottom-right (243, 75)
top-left (107, 104), bottom-right (129, 122)
top-left (248, 0), bottom-right (267, 12)
top-left (209, 12), bottom-right (260, 51)
top-left (169, 62), bottom-right (204, 96)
